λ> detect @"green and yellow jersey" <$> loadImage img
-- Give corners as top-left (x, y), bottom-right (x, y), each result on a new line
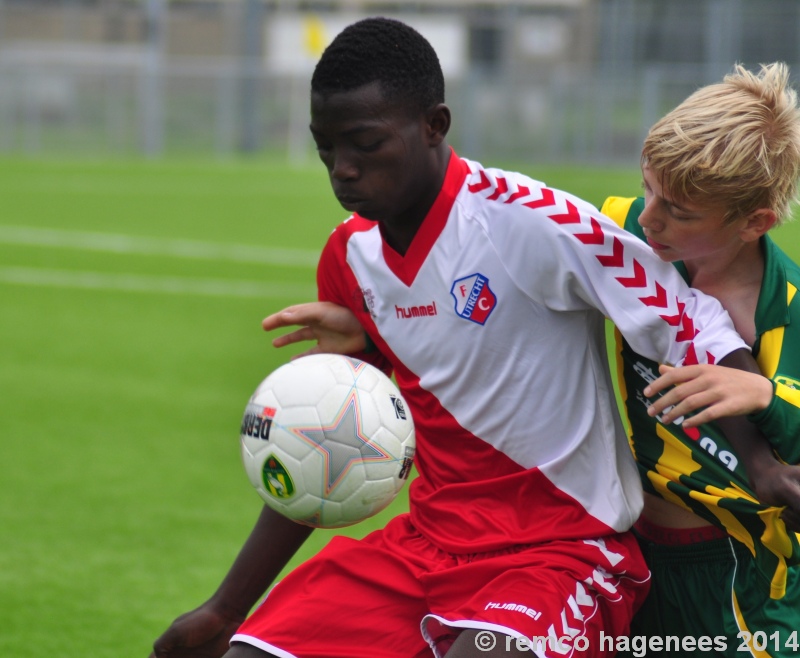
top-left (602, 196), bottom-right (800, 600)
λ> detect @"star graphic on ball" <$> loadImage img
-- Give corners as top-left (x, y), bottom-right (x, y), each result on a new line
top-left (292, 392), bottom-right (390, 493)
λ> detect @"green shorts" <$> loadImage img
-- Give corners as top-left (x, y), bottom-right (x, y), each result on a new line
top-left (616, 534), bottom-right (800, 658)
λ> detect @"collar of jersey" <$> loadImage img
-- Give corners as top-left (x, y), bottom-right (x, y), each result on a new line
top-left (754, 234), bottom-right (791, 335)
top-left (363, 147), bottom-right (469, 287)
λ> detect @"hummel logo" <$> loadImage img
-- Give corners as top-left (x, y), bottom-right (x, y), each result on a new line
top-left (396, 302), bottom-right (437, 319)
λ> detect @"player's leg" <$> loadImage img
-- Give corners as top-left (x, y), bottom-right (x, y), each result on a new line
top-left (224, 643), bottom-right (274, 658)
top-left (423, 532), bottom-right (650, 658)
top-left (615, 534), bottom-right (734, 658)
top-left (616, 530), bottom-right (799, 658)
top-left (228, 516), bottom-right (434, 658)
top-left (444, 629), bottom-right (530, 657)
top-left (729, 543), bottom-right (800, 658)
top-left (222, 625), bottom-right (530, 657)
top-left (224, 641), bottom-right (433, 658)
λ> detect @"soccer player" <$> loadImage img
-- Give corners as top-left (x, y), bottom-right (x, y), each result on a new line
top-left (150, 19), bottom-right (779, 658)
top-left (600, 62), bottom-right (800, 656)
top-left (261, 62), bottom-right (800, 654)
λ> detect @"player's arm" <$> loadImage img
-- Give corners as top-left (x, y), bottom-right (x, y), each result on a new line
top-left (641, 344), bottom-right (800, 526)
top-left (715, 407), bottom-right (800, 531)
top-left (150, 505), bottom-right (312, 658)
top-left (643, 362), bottom-right (773, 427)
top-left (263, 231), bottom-right (391, 373)
top-left (502, 188), bottom-right (800, 512)
top-left (646, 355), bottom-right (800, 461)
top-left (511, 189), bottom-right (749, 367)
top-left (696, 348), bottom-right (795, 491)
top-left (646, 272), bottom-right (800, 464)
top-left (748, 381), bottom-right (800, 464)
top-left (645, 294), bottom-right (800, 465)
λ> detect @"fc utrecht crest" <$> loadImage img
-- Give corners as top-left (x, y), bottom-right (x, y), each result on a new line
top-left (450, 273), bottom-right (497, 325)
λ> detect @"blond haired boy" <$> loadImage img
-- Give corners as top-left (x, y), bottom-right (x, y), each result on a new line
top-left (603, 62), bottom-right (800, 657)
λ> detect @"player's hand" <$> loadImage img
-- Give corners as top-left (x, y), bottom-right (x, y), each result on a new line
top-left (643, 364), bottom-right (773, 428)
top-left (748, 459), bottom-right (800, 533)
top-left (262, 302), bottom-right (367, 358)
top-left (149, 603), bottom-right (244, 658)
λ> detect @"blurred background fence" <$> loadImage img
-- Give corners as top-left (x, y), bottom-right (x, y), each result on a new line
top-left (2, 0), bottom-right (800, 164)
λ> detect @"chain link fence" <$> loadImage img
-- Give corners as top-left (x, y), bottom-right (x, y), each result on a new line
top-left (1, 0), bottom-right (799, 164)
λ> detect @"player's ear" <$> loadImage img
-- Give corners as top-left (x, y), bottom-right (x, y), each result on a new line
top-left (740, 208), bottom-right (776, 242)
top-left (425, 103), bottom-right (451, 146)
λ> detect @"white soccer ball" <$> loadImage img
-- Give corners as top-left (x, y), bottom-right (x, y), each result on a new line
top-left (240, 354), bottom-right (416, 528)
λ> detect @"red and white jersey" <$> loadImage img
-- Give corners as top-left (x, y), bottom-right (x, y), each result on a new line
top-left (317, 152), bottom-right (747, 554)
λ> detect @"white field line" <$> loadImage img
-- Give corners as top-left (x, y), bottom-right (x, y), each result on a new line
top-left (0, 266), bottom-right (317, 299)
top-left (0, 225), bottom-right (319, 268)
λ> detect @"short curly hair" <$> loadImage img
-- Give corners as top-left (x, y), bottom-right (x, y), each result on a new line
top-left (311, 17), bottom-right (445, 113)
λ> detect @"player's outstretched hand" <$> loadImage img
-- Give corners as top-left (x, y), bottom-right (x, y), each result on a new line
top-left (644, 364), bottom-right (773, 428)
top-left (262, 302), bottom-right (366, 358)
top-left (149, 603), bottom-right (244, 658)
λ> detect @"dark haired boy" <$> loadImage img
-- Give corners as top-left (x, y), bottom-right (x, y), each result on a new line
top-left (151, 18), bottom-right (766, 658)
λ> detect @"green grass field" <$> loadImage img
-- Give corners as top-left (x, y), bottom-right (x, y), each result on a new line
top-left (2, 156), bottom-right (798, 657)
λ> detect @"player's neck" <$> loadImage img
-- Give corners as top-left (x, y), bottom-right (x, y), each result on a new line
top-left (685, 240), bottom-right (764, 346)
top-left (380, 219), bottom-right (424, 256)
top-left (379, 147), bottom-right (451, 256)
top-left (684, 239), bottom-right (764, 294)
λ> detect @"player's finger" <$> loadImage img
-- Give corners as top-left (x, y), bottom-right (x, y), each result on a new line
top-left (655, 391), bottom-right (717, 424)
top-left (646, 380), bottom-right (708, 415)
top-left (677, 405), bottom-right (724, 428)
top-left (272, 327), bottom-right (315, 348)
top-left (651, 393), bottom-right (704, 420)
top-left (644, 365), bottom-right (697, 397)
top-left (278, 302), bottom-right (329, 324)
top-left (150, 643), bottom-right (168, 658)
top-left (262, 308), bottom-right (298, 331)
top-left (777, 480), bottom-right (800, 524)
top-left (262, 303), bottom-right (320, 331)
top-left (151, 631), bottom-right (181, 658)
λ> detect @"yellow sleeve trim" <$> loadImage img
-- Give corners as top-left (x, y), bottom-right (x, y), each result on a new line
top-left (600, 196), bottom-right (636, 229)
top-left (775, 381), bottom-right (800, 409)
top-left (756, 327), bottom-right (783, 379)
top-left (756, 283), bottom-right (797, 379)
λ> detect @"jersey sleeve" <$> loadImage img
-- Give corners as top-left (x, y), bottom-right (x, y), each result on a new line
top-left (747, 286), bottom-right (800, 463)
top-left (316, 228), bottom-right (353, 309)
top-left (317, 223), bottom-right (393, 375)
top-left (484, 173), bottom-right (748, 367)
top-left (748, 383), bottom-right (800, 463)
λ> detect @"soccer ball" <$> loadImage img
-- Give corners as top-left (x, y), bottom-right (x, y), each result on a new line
top-left (240, 354), bottom-right (416, 528)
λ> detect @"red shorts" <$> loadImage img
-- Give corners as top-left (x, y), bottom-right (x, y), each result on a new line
top-left (232, 514), bottom-right (650, 658)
